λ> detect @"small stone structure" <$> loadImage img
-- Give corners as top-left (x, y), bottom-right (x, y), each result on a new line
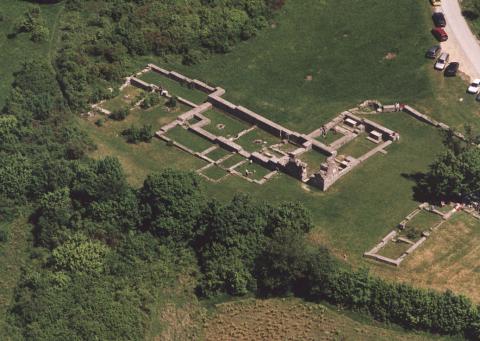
top-left (364, 203), bottom-right (463, 266)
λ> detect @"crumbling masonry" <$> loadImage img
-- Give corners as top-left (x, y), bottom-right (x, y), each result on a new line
top-left (128, 64), bottom-right (401, 190)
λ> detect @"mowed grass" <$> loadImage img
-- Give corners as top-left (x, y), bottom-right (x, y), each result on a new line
top-left (235, 162), bottom-right (271, 181)
top-left (205, 147), bottom-right (231, 161)
top-left (156, 0), bottom-right (444, 132)
top-left (139, 71), bottom-right (207, 104)
top-left (202, 298), bottom-right (455, 341)
top-left (219, 154), bottom-right (246, 169)
top-left (166, 126), bottom-right (213, 153)
top-left (298, 150), bottom-right (328, 175)
top-left (338, 134), bottom-right (378, 158)
top-left (234, 128), bottom-right (281, 153)
top-left (405, 211), bottom-right (442, 236)
top-left (201, 165), bottom-right (228, 181)
top-left (202, 109), bottom-right (251, 138)
top-left (371, 213), bottom-right (480, 303)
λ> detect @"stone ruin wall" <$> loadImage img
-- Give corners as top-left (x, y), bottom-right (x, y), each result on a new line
top-left (138, 65), bottom-right (406, 191)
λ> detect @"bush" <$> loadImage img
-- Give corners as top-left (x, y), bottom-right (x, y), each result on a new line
top-left (166, 96), bottom-right (177, 108)
top-left (121, 124), bottom-right (154, 143)
top-left (109, 108), bottom-right (129, 121)
top-left (95, 118), bottom-right (105, 127)
top-left (140, 92), bottom-right (161, 109)
top-left (0, 229), bottom-right (8, 243)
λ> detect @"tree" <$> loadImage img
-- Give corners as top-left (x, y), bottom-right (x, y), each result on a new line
top-left (255, 227), bottom-right (310, 296)
top-left (52, 233), bottom-right (109, 274)
top-left (138, 170), bottom-right (205, 243)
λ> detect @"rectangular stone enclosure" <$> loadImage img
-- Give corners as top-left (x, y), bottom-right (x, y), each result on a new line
top-left (111, 64), bottom-right (401, 190)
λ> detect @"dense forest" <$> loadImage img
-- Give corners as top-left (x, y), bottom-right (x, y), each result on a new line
top-left (1, 0), bottom-right (480, 340)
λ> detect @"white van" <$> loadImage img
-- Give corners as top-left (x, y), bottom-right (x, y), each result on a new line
top-left (435, 52), bottom-right (449, 70)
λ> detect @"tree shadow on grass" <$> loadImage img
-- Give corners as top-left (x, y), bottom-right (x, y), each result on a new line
top-left (401, 172), bottom-right (438, 204)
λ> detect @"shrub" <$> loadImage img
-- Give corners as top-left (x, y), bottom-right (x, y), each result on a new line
top-left (166, 96), bottom-right (177, 108)
top-left (121, 124), bottom-right (154, 143)
top-left (109, 108), bottom-right (129, 121)
top-left (95, 118), bottom-right (105, 127)
top-left (0, 229), bottom-right (8, 243)
top-left (140, 92), bottom-right (161, 109)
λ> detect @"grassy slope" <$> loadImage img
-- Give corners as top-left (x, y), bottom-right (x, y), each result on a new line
top-left (372, 212), bottom-right (480, 303)
top-left (201, 298), bottom-right (458, 341)
top-left (87, 0), bottom-right (463, 260)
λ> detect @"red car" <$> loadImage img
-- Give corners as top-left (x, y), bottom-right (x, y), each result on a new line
top-left (432, 27), bottom-right (448, 41)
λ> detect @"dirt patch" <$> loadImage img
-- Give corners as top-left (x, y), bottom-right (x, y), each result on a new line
top-left (384, 52), bottom-right (397, 60)
top-left (305, 75), bottom-right (313, 81)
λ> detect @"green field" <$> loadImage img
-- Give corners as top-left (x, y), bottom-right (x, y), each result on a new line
top-left (165, 126), bottom-right (213, 153)
top-left (205, 147), bottom-right (231, 161)
top-left (201, 165), bottom-right (228, 181)
top-left (234, 128), bottom-right (282, 153)
top-left (84, 0), bottom-right (480, 283)
top-left (338, 134), bottom-right (378, 158)
top-left (298, 150), bottom-right (328, 174)
top-left (235, 162), bottom-right (272, 181)
top-left (219, 153), bottom-right (246, 169)
top-left (202, 109), bottom-right (251, 138)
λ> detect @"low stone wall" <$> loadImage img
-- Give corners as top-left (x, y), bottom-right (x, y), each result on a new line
top-left (130, 77), bottom-right (153, 91)
top-left (148, 63), bottom-right (216, 94)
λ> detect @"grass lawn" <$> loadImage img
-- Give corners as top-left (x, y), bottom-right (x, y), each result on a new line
top-left (338, 134), bottom-right (378, 158)
top-left (165, 126), bottom-right (213, 153)
top-left (404, 210), bottom-right (442, 239)
top-left (202, 109), bottom-right (251, 138)
top-left (234, 162), bottom-right (271, 181)
top-left (316, 131), bottom-right (344, 145)
top-left (234, 128), bottom-right (282, 153)
top-left (100, 86), bottom-right (143, 112)
top-left (378, 241), bottom-right (410, 259)
top-left (79, 117), bottom-right (208, 188)
top-left (139, 71), bottom-right (207, 104)
top-left (205, 147), bottom-right (231, 161)
top-left (219, 153), bottom-right (246, 169)
top-left (298, 150), bottom-right (328, 175)
top-left (201, 165), bottom-right (228, 181)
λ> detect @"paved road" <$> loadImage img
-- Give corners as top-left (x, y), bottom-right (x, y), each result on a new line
top-left (441, 0), bottom-right (480, 80)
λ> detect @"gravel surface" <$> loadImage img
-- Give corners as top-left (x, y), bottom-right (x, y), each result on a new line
top-left (441, 0), bottom-right (480, 80)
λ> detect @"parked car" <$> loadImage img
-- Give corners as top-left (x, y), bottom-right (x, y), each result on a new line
top-left (467, 79), bottom-right (480, 94)
top-left (426, 45), bottom-right (442, 59)
top-left (430, 0), bottom-right (441, 6)
top-left (432, 12), bottom-right (446, 27)
top-left (434, 52), bottom-right (449, 70)
top-left (432, 27), bottom-right (448, 41)
top-left (444, 62), bottom-right (459, 77)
